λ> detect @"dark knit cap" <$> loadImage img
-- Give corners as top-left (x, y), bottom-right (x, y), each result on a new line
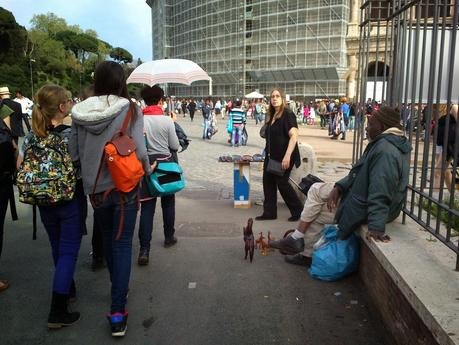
top-left (372, 106), bottom-right (401, 128)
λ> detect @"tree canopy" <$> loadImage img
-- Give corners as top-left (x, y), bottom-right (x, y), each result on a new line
top-left (0, 9), bottom-right (135, 98)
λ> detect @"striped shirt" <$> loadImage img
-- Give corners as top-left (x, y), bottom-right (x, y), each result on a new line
top-left (230, 107), bottom-right (246, 126)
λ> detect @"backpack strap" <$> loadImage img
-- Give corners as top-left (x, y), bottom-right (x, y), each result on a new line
top-left (120, 105), bottom-right (134, 135)
top-left (33, 205), bottom-right (37, 240)
top-left (7, 184), bottom-right (17, 221)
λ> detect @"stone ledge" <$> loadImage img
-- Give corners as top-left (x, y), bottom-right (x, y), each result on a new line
top-left (358, 217), bottom-right (459, 345)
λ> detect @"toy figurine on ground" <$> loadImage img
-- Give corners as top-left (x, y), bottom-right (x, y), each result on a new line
top-left (256, 232), bottom-right (269, 256)
top-left (267, 232), bottom-right (275, 252)
top-left (243, 218), bottom-right (255, 262)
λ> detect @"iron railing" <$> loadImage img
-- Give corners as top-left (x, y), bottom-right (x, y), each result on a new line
top-left (355, 0), bottom-right (459, 270)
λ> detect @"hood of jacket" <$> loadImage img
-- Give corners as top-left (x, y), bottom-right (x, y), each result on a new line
top-left (370, 127), bottom-right (412, 155)
top-left (71, 95), bottom-right (130, 135)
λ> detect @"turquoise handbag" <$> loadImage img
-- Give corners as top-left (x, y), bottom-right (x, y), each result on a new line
top-left (147, 162), bottom-right (185, 196)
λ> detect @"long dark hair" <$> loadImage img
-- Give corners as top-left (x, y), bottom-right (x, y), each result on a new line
top-left (267, 87), bottom-right (287, 124)
top-left (93, 61), bottom-right (129, 99)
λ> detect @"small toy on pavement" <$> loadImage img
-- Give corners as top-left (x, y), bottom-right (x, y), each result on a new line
top-left (256, 232), bottom-right (269, 256)
top-left (267, 231), bottom-right (275, 252)
top-left (243, 218), bottom-right (255, 262)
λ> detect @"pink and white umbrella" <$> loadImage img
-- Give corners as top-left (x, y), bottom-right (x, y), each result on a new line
top-left (126, 59), bottom-right (212, 94)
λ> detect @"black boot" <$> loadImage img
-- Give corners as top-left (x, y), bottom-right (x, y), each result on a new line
top-left (69, 280), bottom-right (76, 303)
top-left (48, 292), bottom-right (80, 329)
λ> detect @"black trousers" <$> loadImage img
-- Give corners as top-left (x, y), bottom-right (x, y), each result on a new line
top-left (262, 162), bottom-right (303, 218)
top-left (0, 183), bottom-right (17, 261)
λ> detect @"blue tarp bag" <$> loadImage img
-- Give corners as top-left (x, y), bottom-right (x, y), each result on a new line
top-left (146, 162), bottom-right (185, 197)
top-left (309, 225), bottom-right (360, 282)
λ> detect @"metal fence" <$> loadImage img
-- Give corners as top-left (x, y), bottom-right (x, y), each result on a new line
top-left (355, 0), bottom-right (459, 270)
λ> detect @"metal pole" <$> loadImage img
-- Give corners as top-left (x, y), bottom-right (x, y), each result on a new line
top-left (29, 59), bottom-right (34, 97)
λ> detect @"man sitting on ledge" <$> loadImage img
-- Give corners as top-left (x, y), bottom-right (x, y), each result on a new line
top-left (270, 106), bottom-right (412, 266)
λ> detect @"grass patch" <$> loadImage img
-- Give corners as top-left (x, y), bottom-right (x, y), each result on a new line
top-left (420, 197), bottom-right (459, 236)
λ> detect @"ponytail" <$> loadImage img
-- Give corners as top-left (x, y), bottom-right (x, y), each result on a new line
top-left (31, 85), bottom-right (68, 138)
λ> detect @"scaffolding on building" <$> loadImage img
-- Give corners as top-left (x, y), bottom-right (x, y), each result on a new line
top-left (147, 0), bottom-right (350, 99)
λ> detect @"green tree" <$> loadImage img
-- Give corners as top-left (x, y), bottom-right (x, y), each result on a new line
top-left (110, 47), bottom-right (133, 64)
top-left (0, 7), bottom-right (29, 94)
top-left (30, 13), bottom-right (67, 37)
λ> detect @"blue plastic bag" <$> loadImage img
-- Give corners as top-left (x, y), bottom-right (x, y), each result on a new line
top-left (309, 225), bottom-right (360, 282)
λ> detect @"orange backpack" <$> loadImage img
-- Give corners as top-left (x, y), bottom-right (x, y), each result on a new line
top-left (96, 105), bottom-right (144, 192)
top-left (92, 105), bottom-right (144, 239)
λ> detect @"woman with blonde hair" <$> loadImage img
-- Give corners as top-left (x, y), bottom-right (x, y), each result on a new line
top-left (256, 88), bottom-right (303, 222)
top-left (17, 84), bottom-right (82, 328)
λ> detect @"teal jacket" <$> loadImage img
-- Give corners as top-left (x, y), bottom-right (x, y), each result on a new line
top-left (335, 131), bottom-right (412, 239)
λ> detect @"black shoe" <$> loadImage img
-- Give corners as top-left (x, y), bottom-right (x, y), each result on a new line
top-left (107, 312), bottom-right (128, 337)
top-left (91, 257), bottom-right (104, 271)
top-left (255, 214), bottom-right (277, 221)
top-left (288, 215), bottom-right (300, 222)
top-left (285, 254), bottom-right (312, 267)
top-left (48, 292), bottom-right (80, 329)
top-left (164, 237), bottom-right (178, 248)
top-left (269, 236), bottom-right (305, 254)
top-left (137, 248), bottom-right (149, 266)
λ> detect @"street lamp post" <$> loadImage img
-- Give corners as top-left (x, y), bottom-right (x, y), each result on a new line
top-left (29, 58), bottom-right (36, 97)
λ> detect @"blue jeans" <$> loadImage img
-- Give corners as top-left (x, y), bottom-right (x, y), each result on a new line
top-left (203, 118), bottom-right (210, 139)
top-left (93, 188), bottom-right (139, 313)
top-left (138, 194), bottom-right (175, 249)
top-left (39, 200), bottom-right (82, 295)
top-left (231, 125), bottom-right (243, 146)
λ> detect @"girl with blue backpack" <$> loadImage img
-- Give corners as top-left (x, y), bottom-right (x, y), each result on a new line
top-left (16, 85), bottom-right (83, 329)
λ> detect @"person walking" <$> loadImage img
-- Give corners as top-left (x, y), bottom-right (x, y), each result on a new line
top-left (0, 87), bottom-right (23, 145)
top-left (187, 99), bottom-right (196, 121)
top-left (229, 100), bottom-right (246, 147)
top-left (69, 61), bottom-right (153, 337)
top-left (16, 85), bottom-right (83, 328)
top-left (0, 101), bottom-right (16, 293)
top-left (137, 85), bottom-right (180, 265)
top-left (256, 88), bottom-right (303, 222)
top-left (13, 89), bottom-right (33, 132)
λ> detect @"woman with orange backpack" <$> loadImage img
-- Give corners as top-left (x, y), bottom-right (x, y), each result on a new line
top-left (69, 61), bottom-right (154, 337)
top-left (16, 85), bottom-right (83, 329)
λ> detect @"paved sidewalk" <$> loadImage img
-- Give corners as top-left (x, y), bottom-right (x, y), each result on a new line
top-left (0, 114), bottom-right (388, 345)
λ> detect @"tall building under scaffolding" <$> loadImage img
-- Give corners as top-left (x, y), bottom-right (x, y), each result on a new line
top-left (147, 0), bottom-right (359, 99)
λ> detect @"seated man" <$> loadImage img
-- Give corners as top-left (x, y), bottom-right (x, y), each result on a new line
top-left (270, 106), bottom-right (412, 266)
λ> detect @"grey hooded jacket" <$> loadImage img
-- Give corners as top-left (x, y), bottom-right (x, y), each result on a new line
top-left (69, 95), bottom-right (151, 195)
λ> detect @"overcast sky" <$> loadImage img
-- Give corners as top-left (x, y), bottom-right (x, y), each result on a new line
top-left (1, 0), bottom-right (152, 61)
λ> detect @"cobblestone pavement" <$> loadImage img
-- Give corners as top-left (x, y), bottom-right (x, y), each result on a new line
top-left (176, 112), bottom-right (352, 201)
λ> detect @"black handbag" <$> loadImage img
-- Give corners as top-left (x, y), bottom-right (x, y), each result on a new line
top-left (266, 126), bottom-right (285, 176)
top-left (266, 158), bottom-right (284, 176)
